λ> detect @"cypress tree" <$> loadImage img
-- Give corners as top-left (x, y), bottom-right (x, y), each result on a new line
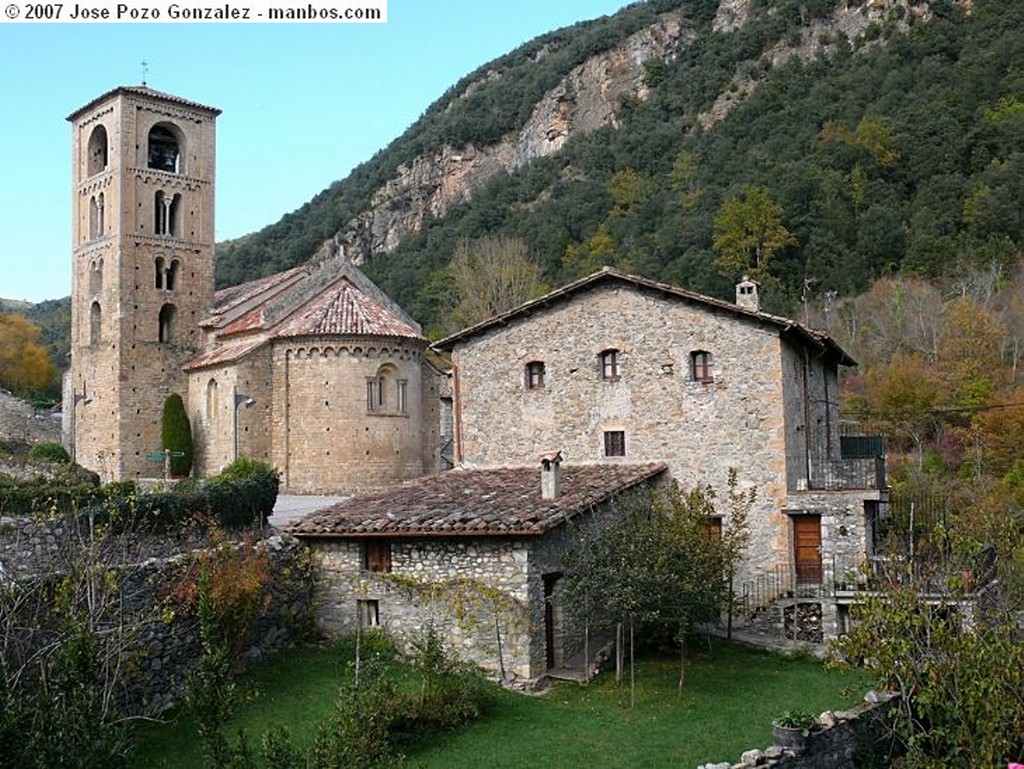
top-left (161, 393), bottom-right (194, 478)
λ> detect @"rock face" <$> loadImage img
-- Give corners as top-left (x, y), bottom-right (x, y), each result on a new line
top-left (313, 14), bottom-right (690, 266)
top-left (308, 0), bottom-right (964, 270)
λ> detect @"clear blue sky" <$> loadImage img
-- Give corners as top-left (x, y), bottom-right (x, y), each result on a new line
top-left (0, 1), bottom-right (631, 303)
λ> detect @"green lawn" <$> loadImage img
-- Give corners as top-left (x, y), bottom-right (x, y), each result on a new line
top-left (133, 639), bottom-right (869, 769)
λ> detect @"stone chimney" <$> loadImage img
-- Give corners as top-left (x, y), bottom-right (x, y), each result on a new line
top-left (540, 451), bottom-right (563, 500)
top-left (736, 275), bottom-right (761, 312)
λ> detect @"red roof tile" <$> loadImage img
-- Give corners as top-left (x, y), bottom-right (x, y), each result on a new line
top-left (272, 280), bottom-right (423, 340)
top-left (184, 337), bottom-right (267, 372)
top-left (284, 463), bottom-right (667, 538)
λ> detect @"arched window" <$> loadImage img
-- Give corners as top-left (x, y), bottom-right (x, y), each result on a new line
top-left (206, 378), bottom-right (218, 420)
top-left (599, 349), bottom-right (620, 381)
top-left (167, 259), bottom-right (180, 291)
top-left (148, 125), bottom-right (181, 173)
top-left (691, 350), bottom-right (714, 382)
top-left (96, 192), bottom-right (104, 237)
top-left (154, 191), bottom-right (181, 236)
top-left (90, 302), bottom-right (101, 346)
top-left (158, 304), bottom-right (177, 343)
top-left (88, 196), bottom-right (98, 240)
top-left (89, 258), bottom-right (103, 295)
top-left (367, 364), bottom-right (401, 414)
top-left (155, 256), bottom-right (165, 289)
top-left (87, 125), bottom-right (108, 176)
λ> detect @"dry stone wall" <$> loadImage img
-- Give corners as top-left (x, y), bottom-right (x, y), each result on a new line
top-left (0, 517), bottom-right (313, 715)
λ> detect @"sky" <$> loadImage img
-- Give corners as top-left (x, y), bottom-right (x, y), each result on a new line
top-left (0, 0), bottom-right (631, 303)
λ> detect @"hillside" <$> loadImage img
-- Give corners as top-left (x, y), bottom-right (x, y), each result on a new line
top-left (215, 0), bottom-right (1022, 336)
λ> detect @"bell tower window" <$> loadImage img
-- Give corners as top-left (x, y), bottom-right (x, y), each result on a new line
top-left (87, 125), bottom-right (108, 176)
top-left (89, 302), bottom-right (102, 346)
top-left (158, 304), bottom-right (177, 343)
top-left (148, 125), bottom-right (181, 173)
top-left (89, 258), bottom-right (103, 295)
top-left (155, 191), bottom-right (181, 236)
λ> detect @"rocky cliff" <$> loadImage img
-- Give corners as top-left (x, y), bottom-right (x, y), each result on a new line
top-left (302, 0), bottom-right (957, 272)
top-left (313, 13), bottom-right (690, 266)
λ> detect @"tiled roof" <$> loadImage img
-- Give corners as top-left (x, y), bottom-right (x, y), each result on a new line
top-left (433, 267), bottom-right (856, 366)
top-left (208, 267), bottom-right (306, 325)
top-left (272, 280), bottom-right (423, 340)
top-left (68, 85), bottom-right (221, 121)
top-left (184, 337), bottom-right (268, 371)
top-left (284, 462), bottom-right (668, 539)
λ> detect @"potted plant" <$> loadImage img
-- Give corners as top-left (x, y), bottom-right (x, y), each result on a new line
top-left (772, 709), bottom-right (817, 753)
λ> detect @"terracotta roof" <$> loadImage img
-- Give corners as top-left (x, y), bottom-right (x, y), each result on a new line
top-left (432, 267), bottom-right (856, 366)
top-left (284, 462), bottom-right (668, 539)
top-left (183, 337), bottom-right (267, 372)
top-left (68, 85), bottom-right (221, 121)
top-left (272, 280), bottom-right (423, 340)
top-left (208, 267), bottom-right (306, 326)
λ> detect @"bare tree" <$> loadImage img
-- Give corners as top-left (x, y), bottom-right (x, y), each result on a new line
top-left (443, 236), bottom-right (549, 333)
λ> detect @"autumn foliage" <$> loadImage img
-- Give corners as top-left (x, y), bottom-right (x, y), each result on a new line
top-left (0, 313), bottom-right (56, 396)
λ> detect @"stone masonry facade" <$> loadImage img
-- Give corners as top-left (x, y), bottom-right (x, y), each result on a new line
top-left (445, 279), bottom-right (839, 587)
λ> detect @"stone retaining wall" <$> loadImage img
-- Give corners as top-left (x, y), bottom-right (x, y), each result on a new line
top-left (0, 516), bottom-right (315, 715)
top-left (698, 690), bottom-right (900, 769)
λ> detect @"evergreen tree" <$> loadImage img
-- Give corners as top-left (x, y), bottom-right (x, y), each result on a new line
top-left (161, 393), bottom-right (194, 478)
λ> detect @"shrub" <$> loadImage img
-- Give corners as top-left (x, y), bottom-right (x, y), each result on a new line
top-left (161, 393), bottom-right (194, 478)
top-left (27, 441), bottom-right (71, 464)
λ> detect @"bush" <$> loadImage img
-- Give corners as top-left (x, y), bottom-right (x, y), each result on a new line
top-left (27, 441), bottom-right (71, 464)
top-left (86, 459), bottom-right (279, 532)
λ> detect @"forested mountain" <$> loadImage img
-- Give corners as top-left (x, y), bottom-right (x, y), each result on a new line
top-left (215, 0), bottom-right (1023, 337)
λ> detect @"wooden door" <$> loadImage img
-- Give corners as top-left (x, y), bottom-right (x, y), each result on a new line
top-left (793, 515), bottom-right (822, 585)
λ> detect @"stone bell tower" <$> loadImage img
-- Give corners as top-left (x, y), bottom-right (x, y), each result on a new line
top-left (66, 86), bottom-right (219, 480)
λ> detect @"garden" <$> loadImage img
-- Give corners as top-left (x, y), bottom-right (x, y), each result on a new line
top-left (133, 633), bottom-right (870, 769)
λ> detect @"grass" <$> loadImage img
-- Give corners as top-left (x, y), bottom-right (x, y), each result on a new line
top-left (133, 638), bottom-right (870, 769)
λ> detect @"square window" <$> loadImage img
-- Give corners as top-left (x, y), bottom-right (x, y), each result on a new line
top-left (363, 540), bottom-right (392, 573)
top-left (691, 350), bottom-right (713, 382)
top-left (357, 599), bottom-right (379, 628)
top-left (600, 349), bottom-right (620, 380)
top-left (525, 361), bottom-right (545, 390)
top-left (604, 430), bottom-right (625, 457)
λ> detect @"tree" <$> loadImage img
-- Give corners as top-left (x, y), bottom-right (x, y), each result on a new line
top-left (0, 313), bottom-right (57, 396)
top-left (830, 574), bottom-right (1024, 768)
top-left (161, 393), bottom-right (194, 477)
top-left (443, 236), bottom-right (549, 333)
top-left (712, 186), bottom-right (797, 286)
top-left (561, 473), bottom-right (751, 701)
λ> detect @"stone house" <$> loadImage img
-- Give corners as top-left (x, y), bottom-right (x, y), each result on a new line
top-left (65, 85), bottom-right (445, 493)
top-left (286, 456), bottom-right (667, 679)
top-left (432, 268), bottom-right (887, 640)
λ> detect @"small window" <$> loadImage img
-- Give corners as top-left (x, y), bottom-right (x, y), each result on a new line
top-left (90, 301), bottom-right (102, 346)
top-left (604, 430), bottom-right (625, 457)
top-left (364, 540), bottom-right (392, 573)
top-left (691, 350), bottom-right (713, 382)
top-left (357, 599), bottom-right (380, 628)
top-left (206, 378), bottom-right (218, 420)
top-left (525, 361), bottom-right (545, 390)
top-left (155, 256), bottom-right (165, 289)
top-left (707, 517), bottom-right (723, 539)
top-left (366, 377), bottom-right (380, 412)
top-left (397, 379), bottom-right (408, 415)
top-left (158, 304), bottom-right (177, 343)
top-left (599, 349), bottom-right (620, 381)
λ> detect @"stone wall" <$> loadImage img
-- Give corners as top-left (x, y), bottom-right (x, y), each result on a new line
top-left (698, 691), bottom-right (900, 769)
top-left (312, 537), bottom-right (536, 678)
top-left (0, 517), bottom-right (313, 715)
top-left (450, 283), bottom-right (792, 586)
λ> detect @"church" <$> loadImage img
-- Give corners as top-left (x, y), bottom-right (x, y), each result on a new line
top-left (64, 85), bottom-right (448, 493)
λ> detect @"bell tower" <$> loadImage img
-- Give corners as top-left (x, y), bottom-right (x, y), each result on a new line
top-left (66, 86), bottom-right (220, 480)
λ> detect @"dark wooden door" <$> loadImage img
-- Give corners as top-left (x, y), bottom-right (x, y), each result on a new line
top-left (793, 515), bottom-right (822, 585)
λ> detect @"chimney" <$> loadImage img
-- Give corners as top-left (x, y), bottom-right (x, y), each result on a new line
top-left (540, 451), bottom-right (563, 500)
top-left (736, 275), bottom-right (761, 312)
